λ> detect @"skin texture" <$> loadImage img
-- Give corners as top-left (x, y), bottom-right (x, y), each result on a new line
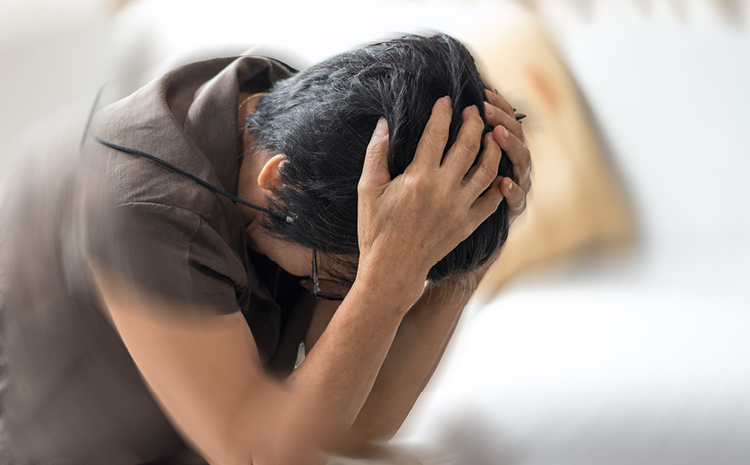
top-left (91, 90), bottom-right (531, 465)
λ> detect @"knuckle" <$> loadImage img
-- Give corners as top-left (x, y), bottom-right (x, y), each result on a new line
top-left (457, 134), bottom-right (481, 156)
top-left (424, 121), bottom-right (448, 141)
top-left (524, 150), bottom-right (532, 166)
top-left (467, 138), bottom-right (482, 155)
top-left (357, 180), bottom-right (371, 194)
top-left (512, 137), bottom-right (525, 155)
top-left (514, 195), bottom-right (527, 213)
top-left (521, 159), bottom-right (532, 178)
top-left (407, 174), bottom-right (430, 191)
top-left (478, 163), bottom-right (497, 186)
top-left (365, 141), bottom-right (384, 156)
top-left (509, 131), bottom-right (522, 147)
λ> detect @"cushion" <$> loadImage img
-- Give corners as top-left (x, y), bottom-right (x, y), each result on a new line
top-left (464, 11), bottom-right (635, 298)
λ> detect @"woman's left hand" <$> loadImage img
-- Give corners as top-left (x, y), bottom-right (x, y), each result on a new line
top-left (483, 89), bottom-right (531, 225)
top-left (433, 90), bottom-right (531, 291)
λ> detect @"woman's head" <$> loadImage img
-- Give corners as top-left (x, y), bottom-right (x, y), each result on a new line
top-left (247, 33), bottom-right (512, 283)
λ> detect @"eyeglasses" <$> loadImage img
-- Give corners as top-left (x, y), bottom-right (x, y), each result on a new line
top-left (298, 249), bottom-right (352, 301)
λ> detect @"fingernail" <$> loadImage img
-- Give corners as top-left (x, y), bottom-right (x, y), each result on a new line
top-left (440, 96), bottom-right (452, 107)
top-left (507, 180), bottom-right (513, 191)
top-left (375, 117), bottom-right (388, 136)
top-left (484, 101), bottom-right (495, 116)
top-left (503, 127), bottom-right (510, 138)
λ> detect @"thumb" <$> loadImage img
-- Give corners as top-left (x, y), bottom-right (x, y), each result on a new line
top-left (360, 117), bottom-right (391, 188)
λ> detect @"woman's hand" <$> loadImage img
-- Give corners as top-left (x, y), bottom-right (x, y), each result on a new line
top-left (356, 97), bottom-right (505, 306)
top-left (483, 89), bottom-right (531, 226)
top-left (437, 90), bottom-right (532, 291)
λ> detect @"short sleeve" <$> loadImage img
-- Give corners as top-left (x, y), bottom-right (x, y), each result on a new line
top-left (88, 201), bottom-right (246, 315)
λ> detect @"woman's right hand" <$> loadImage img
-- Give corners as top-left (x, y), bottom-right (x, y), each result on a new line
top-left (356, 96), bottom-right (506, 306)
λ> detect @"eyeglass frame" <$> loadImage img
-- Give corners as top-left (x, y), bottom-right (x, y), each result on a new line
top-left (298, 248), bottom-right (350, 301)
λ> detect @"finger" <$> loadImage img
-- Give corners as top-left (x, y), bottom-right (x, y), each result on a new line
top-left (468, 176), bottom-right (504, 226)
top-left (441, 105), bottom-right (484, 177)
top-left (463, 132), bottom-right (502, 199)
top-left (485, 89), bottom-right (515, 118)
top-left (493, 125), bottom-right (532, 193)
top-left (501, 177), bottom-right (527, 221)
top-left (359, 117), bottom-right (391, 193)
top-left (483, 101), bottom-right (525, 144)
top-left (410, 96), bottom-right (453, 170)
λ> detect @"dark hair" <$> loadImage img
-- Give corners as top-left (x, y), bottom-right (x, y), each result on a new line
top-left (248, 33), bottom-right (512, 283)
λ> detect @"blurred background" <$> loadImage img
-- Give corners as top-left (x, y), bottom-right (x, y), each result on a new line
top-left (1, 0), bottom-right (749, 463)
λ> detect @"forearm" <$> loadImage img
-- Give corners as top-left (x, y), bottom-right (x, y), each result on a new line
top-left (230, 277), bottom-right (417, 462)
top-left (341, 275), bottom-right (482, 450)
top-left (258, 263), bottom-right (491, 460)
top-left (286, 280), bottom-right (405, 422)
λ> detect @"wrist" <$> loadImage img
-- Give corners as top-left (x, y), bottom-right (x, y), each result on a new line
top-left (354, 260), bottom-right (426, 311)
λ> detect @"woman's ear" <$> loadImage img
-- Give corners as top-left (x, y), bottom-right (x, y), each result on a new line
top-left (257, 154), bottom-right (287, 192)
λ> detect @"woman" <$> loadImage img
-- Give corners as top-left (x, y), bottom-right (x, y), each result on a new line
top-left (0, 34), bottom-right (531, 464)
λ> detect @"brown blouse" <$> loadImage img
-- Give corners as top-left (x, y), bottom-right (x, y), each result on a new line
top-left (1, 56), bottom-right (312, 464)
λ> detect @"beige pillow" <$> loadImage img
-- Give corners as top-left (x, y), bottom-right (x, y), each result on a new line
top-left (465, 12), bottom-right (635, 299)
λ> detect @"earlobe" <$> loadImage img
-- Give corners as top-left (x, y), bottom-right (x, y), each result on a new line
top-left (257, 154), bottom-right (287, 191)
